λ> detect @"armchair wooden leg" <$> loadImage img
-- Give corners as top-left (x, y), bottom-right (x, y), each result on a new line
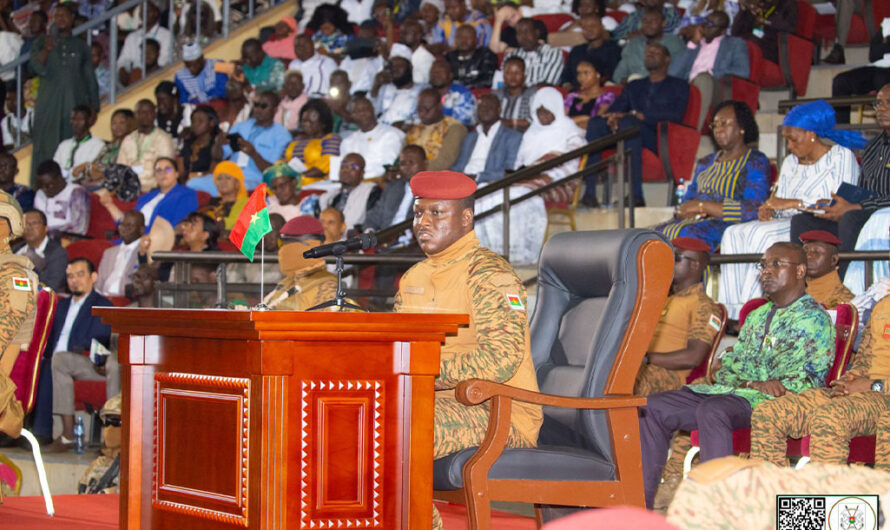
top-left (462, 396), bottom-right (512, 530)
top-left (534, 504), bottom-right (545, 529)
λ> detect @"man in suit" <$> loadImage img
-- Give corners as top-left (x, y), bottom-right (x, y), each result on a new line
top-left (16, 209), bottom-right (68, 291)
top-left (669, 11), bottom-right (749, 129)
top-left (95, 210), bottom-right (145, 297)
top-left (451, 93), bottom-right (522, 184)
top-left (586, 43), bottom-right (689, 206)
top-left (41, 257), bottom-right (113, 451)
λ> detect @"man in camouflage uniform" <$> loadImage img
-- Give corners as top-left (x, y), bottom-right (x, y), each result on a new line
top-left (262, 215), bottom-right (337, 311)
top-left (876, 412), bottom-right (890, 470)
top-left (636, 236), bottom-right (722, 396)
top-left (749, 293), bottom-right (890, 466)
top-left (394, 170), bottom-right (542, 530)
top-left (800, 230), bottom-right (854, 309)
top-left (0, 190), bottom-right (38, 440)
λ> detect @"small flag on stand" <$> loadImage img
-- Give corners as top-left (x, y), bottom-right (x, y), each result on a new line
top-left (228, 183), bottom-right (272, 261)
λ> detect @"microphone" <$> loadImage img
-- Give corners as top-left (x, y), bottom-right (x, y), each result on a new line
top-left (302, 233), bottom-right (377, 259)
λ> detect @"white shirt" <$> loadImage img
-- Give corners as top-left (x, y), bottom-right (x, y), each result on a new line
top-left (55, 294), bottom-right (87, 353)
top-left (412, 44), bottom-right (436, 85)
top-left (0, 31), bottom-right (23, 82)
top-left (339, 123), bottom-right (405, 179)
top-left (103, 239), bottom-right (141, 296)
top-left (340, 55), bottom-right (385, 95)
top-left (0, 108), bottom-right (32, 148)
top-left (53, 135), bottom-right (107, 180)
top-left (392, 180), bottom-right (415, 226)
top-left (288, 54), bottom-right (338, 98)
top-left (139, 192), bottom-right (165, 224)
top-left (118, 23), bottom-right (174, 71)
top-left (16, 235), bottom-right (49, 258)
top-left (464, 121), bottom-right (501, 176)
top-left (375, 84), bottom-right (423, 126)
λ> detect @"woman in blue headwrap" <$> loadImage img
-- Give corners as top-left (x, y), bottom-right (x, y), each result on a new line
top-left (718, 99), bottom-right (866, 319)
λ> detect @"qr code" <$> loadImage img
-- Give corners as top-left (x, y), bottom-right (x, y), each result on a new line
top-left (777, 496), bottom-right (826, 530)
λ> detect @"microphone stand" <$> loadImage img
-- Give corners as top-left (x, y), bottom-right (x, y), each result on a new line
top-left (306, 254), bottom-right (366, 312)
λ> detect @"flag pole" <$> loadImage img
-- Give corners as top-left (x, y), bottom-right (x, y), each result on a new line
top-left (253, 242), bottom-right (271, 311)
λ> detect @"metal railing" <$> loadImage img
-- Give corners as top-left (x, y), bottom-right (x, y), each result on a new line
top-left (0, 0), bottom-right (276, 150)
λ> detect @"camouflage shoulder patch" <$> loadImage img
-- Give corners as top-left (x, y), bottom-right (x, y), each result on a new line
top-left (11, 277), bottom-right (30, 291)
top-left (709, 314), bottom-right (722, 331)
top-left (505, 293), bottom-right (524, 311)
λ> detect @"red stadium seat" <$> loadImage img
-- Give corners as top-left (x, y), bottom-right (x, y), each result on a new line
top-left (814, 0), bottom-right (889, 46)
top-left (532, 13), bottom-right (574, 33)
top-left (65, 239), bottom-right (114, 271)
top-left (196, 190), bottom-right (212, 208)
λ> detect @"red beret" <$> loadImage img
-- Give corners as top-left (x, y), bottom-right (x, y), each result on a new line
top-left (409, 171), bottom-right (477, 200)
top-left (671, 236), bottom-right (710, 253)
top-left (799, 230), bottom-right (841, 246)
top-left (280, 215), bottom-right (324, 237)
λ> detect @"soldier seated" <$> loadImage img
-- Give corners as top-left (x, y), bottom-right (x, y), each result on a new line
top-left (262, 215), bottom-right (337, 310)
top-left (800, 230), bottom-right (854, 309)
top-left (636, 236), bottom-right (722, 396)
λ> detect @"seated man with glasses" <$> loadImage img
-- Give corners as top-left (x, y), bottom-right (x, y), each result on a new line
top-left (189, 91), bottom-right (291, 195)
top-left (636, 236), bottom-right (722, 397)
top-left (638, 242), bottom-right (834, 509)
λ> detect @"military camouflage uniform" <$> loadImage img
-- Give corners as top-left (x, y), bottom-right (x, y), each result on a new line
top-left (750, 296), bottom-right (890, 466)
top-left (806, 270), bottom-right (854, 309)
top-left (636, 284), bottom-right (721, 396)
top-left (876, 412), bottom-right (890, 470)
top-left (395, 230), bottom-right (543, 530)
top-left (262, 264), bottom-right (337, 311)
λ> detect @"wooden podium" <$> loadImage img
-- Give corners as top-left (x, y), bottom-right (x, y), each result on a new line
top-left (95, 309), bottom-right (468, 529)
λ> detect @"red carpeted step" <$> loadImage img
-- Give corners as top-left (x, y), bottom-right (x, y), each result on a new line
top-left (1, 494), bottom-right (118, 529)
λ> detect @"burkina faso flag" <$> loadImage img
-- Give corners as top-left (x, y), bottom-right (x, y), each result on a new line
top-left (228, 183), bottom-right (272, 261)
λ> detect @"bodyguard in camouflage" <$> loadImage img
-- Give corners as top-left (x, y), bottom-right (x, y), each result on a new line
top-left (636, 236), bottom-right (721, 396)
top-left (638, 242), bottom-right (835, 508)
top-left (750, 294), bottom-right (890, 466)
top-left (394, 170), bottom-right (542, 530)
top-left (800, 230), bottom-right (854, 309)
top-left (262, 215), bottom-right (337, 311)
top-left (0, 190), bottom-right (38, 438)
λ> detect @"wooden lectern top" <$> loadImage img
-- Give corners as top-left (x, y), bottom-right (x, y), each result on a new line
top-left (94, 308), bottom-right (469, 342)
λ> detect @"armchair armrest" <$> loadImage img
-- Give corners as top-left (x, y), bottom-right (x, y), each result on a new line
top-left (455, 378), bottom-right (646, 409)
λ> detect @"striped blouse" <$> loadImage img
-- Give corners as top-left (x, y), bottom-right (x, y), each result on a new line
top-left (859, 131), bottom-right (890, 211)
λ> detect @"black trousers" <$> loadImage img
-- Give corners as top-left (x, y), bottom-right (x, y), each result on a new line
top-left (832, 66), bottom-right (890, 123)
top-left (789, 209), bottom-right (873, 277)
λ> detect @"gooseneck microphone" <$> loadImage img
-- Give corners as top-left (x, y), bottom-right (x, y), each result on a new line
top-left (302, 233), bottom-right (378, 259)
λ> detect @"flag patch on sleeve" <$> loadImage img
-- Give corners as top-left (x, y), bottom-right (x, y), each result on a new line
top-left (709, 314), bottom-right (722, 331)
top-left (12, 277), bottom-right (30, 291)
top-left (883, 324), bottom-right (890, 339)
top-left (506, 294), bottom-right (524, 310)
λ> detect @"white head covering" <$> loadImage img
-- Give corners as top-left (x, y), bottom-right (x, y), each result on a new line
top-left (419, 0), bottom-right (444, 13)
top-left (389, 43), bottom-right (413, 62)
top-left (516, 87), bottom-right (585, 166)
top-left (182, 42), bottom-right (203, 61)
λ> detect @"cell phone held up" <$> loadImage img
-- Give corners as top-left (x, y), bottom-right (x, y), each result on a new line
top-left (227, 132), bottom-right (242, 151)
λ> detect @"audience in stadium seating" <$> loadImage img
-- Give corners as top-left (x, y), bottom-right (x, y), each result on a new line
top-left (307, 4), bottom-right (353, 60)
top-left (432, 0), bottom-right (492, 49)
top-left (719, 101), bottom-right (864, 319)
top-left (586, 43), bottom-right (688, 206)
top-left (320, 207), bottom-right (348, 244)
top-left (241, 38), bottom-right (285, 94)
top-left (613, 7), bottom-right (684, 84)
top-left (669, 11), bottom-right (748, 129)
top-left (154, 81), bottom-right (184, 138)
top-left (210, 161), bottom-right (249, 231)
top-left (175, 42), bottom-right (229, 104)
top-left (275, 71), bottom-right (308, 132)
top-left (731, 0), bottom-right (796, 64)
top-left (494, 56), bottom-right (535, 132)
top-left (445, 23), bottom-right (498, 89)
top-left (17, 209), bottom-right (68, 291)
top-left (1, 82), bottom-right (33, 149)
top-left (365, 144), bottom-right (426, 232)
top-left (180, 211), bottom-right (221, 252)
top-left (262, 17), bottom-right (298, 60)
top-left (53, 105), bottom-right (106, 181)
top-left (91, 42), bottom-right (113, 99)
top-left (96, 210), bottom-right (145, 297)
top-left (326, 70), bottom-right (356, 134)
top-left (118, 1), bottom-right (173, 85)
top-left (612, 0), bottom-right (681, 40)
top-left (178, 105), bottom-right (221, 181)
top-left (452, 93), bottom-right (521, 183)
top-left (289, 33), bottom-right (338, 98)
top-left (44, 257), bottom-right (115, 452)
top-left (399, 18), bottom-right (436, 85)
top-left (264, 162), bottom-right (302, 221)
top-left (217, 79), bottom-right (253, 133)
top-left (656, 100), bottom-right (769, 251)
top-left (502, 18), bottom-right (564, 86)
top-left (339, 25), bottom-right (386, 95)
top-left (99, 109), bottom-right (136, 168)
top-left (126, 263), bottom-right (160, 307)
top-left (407, 88), bottom-right (468, 170)
top-left (103, 156), bottom-right (197, 231)
top-left (429, 58), bottom-right (477, 127)
top-left (284, 98), bottom-right (342, 185)
top-left (561, 14), bottom-right (621, 89)
top-left (340, 96), bottom-right (406, 179)
top-left (117, 99), bottom-right (176, 192)
top-left (320, 153), bottom-right (380, 231)
top-left (34, 160), bottom-right (90, 236)
top-left (0, 153), bottom-right (34, 211)
top-left (372, 43), bottom-right (423, 127)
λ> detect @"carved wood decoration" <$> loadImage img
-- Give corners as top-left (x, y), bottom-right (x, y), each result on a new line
top-left (300, 380), bottom-right (384, 529)
top-left (261, 376), bottom-right (288, 530)
top-left (152, 373), bottom-right (251, 527)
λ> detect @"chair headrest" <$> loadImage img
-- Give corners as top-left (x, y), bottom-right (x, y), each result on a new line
top-left (538, 229), bottom-right (668, 299)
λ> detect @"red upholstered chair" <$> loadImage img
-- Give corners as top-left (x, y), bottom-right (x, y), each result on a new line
top-left (532, 13), bottom-right (574, 33)
top-left (684, 301), bottom-right (858, 474)
top-left (7, 287), bottom-right (58, 515)
top-left (471, 87), bottom-right (492, 100)
top-left (196, 190), bottom-right (212, 208)
top-left (65, 239), bottom-right (114, 271)
top-left (748, 3), bottom-right (816, 98)
top-left (86, 193), bottom-right (116, 241)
